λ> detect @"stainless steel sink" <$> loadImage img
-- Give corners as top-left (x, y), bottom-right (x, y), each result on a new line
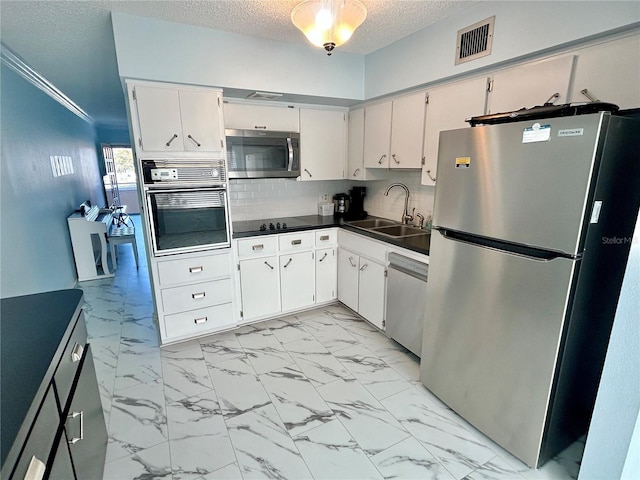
top-left (370, 224), bottom-right (428, 237)
top-left (347, 218), bottom-right (398, 229)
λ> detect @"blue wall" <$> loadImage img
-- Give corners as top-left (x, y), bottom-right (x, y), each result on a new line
top-left (0, 64), bottom-right (106, 298)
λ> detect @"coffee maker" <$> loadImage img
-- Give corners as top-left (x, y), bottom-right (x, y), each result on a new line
top-left (345, 186), bottom-right (367, 220)
top-left (332, 193), bottom-right (350, 218)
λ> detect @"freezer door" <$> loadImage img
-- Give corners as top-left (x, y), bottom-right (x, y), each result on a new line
top-left (433, 113), bottom-right (607, 255)
top-left (420, 230), bottom-right (578, 468)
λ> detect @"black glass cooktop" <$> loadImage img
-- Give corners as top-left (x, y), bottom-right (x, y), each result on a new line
top-left (233, 217), bottom-right (310, 234)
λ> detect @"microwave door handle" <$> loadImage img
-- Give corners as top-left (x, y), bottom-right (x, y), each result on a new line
top-left (287, 137), bottom-right (294, 171)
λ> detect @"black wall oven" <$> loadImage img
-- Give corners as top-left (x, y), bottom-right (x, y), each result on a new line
top-left (142, 160), bottom-right (231, 256)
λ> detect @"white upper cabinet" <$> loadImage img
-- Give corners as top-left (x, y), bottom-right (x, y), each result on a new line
top-left (299, 108), bottom-right (347, 181)
top-left (421, 76), bottom-right (488, 186)
top-left (129, 82), bottom-right (225, 158)
top-left (568, 35), bottom-right (640, 109)
top-left (487, 55), bottom-right (575, 114)
top-left (364, 91), bottom-right (426, 170)
top-left (224, 103), bottom-right (300, 132)
top-left (347, 108), bottom-right (365, 180)
top-left (363, 101), bottom-right (392, 168)
top-left (389, 91), bottom-right (427, 169)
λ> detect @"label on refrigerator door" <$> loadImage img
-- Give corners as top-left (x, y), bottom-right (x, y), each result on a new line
top-left (590, 201), bottom-right (603, 223)
top-left (558, 128), bottom-right (584, 137)
top-left (522, 123), bottom-right (551, 143)
top-left (455, 157), bottom-right (471, 169)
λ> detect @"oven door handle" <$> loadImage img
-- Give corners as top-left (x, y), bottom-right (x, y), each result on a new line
top-left (287, 137), bottom-right (294, 172)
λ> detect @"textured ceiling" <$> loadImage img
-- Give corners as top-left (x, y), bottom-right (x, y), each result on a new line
top-left (0, 0), bottom-right (476, 126)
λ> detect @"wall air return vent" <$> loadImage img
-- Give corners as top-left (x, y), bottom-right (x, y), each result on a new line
top-left (455, 16), bottom-right (495, 65)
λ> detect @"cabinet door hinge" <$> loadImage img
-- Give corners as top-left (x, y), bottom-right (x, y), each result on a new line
top-left (218, 97), bottom-right (221, 107)
top-left (384, 269), bottom-right (388, 277)
top-left (240, 310), bottom-right (244, 318)
top-left (138, 137), bottom-right (143, 149)
top-left (487, 78), bottom-right (494, 93)
top-left (425, 94), bottom-right (429, 104)
top-left (382, 319), bottom-right (386, 327)
top-left (132, 88), bottom-right (137, 101)
top-left (421, 156), bottom-right (425, 166)
top-left (313, 294), bottom-right (315, 302)
top-left (221, 139), bottom-right (224, 148)
top-left (237, 264), bottom-right (240, 271)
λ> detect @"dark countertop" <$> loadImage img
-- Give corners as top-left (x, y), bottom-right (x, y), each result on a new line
top-left (1, 289), bottom-right (84, 468)
top-left (233, 215), bottom-right (430, 256)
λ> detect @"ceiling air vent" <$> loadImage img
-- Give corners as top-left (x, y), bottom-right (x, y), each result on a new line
top-left (246, 91), bottom-right (283, 100)
top-left (455, 16), bottom-right (495, 65)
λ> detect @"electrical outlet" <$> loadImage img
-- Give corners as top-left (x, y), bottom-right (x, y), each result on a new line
top-left (319, 192), bottom-right (329, 202)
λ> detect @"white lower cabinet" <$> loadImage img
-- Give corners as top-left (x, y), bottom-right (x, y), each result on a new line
top-left (337, 245), bottom-right (386, 330)
top-left (152, 249), bottom-right (235, 344)
top-left (280, 251), bottom-right (315, 311)
top-left (316, 247), bottom-right (337, 304)
top-left (337, 248), bottom-right (360, 312)
top-left (235, 229), bottom-right (338, 323)
top-left (239, 256), bottom-right (280, 320)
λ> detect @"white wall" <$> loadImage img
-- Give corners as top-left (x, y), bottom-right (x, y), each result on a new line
top-left (111, 11), bottom-right (364, 101)
top-left (365, 1), bottom-right (640, 99)
top-left (579, 212), bottom-right (640, 479)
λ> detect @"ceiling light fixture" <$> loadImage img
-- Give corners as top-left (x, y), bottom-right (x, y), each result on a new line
top-left (291, 0), bottom-right (367, 56)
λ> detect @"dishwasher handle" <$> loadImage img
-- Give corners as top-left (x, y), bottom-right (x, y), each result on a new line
top-left (388, 253), bottom-right (428, 282)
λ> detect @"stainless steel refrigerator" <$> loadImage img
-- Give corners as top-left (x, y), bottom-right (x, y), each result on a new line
top-left (419, 110), bottom-right (640, 468)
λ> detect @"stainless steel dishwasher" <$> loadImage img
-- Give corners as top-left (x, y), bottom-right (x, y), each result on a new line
top-left (385, 252), bottom-right (428, 357)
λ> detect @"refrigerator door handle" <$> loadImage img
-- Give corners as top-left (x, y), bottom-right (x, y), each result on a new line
top-left (437, 228), bottom-right (579, 262)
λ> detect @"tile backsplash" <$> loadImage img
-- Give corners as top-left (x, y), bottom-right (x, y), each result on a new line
top-left (229, 171), bottom-right (435, 224)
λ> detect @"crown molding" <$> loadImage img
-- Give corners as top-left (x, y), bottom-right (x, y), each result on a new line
top-left (1, 43), bottom-right (94, 126)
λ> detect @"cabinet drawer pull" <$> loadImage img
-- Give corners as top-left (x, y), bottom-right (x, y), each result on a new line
top-left (67, 411), bottom-right (84, 444)
top-left (187, 134), bottom-right (202, 147)
top-left (359, 263), bottom-right (369, 271)
top-left (378, 154), bottom-right (387, 164)
top-left (71, 342), bottom-right (84, 363)
top-left (283, 258), bottom-right (293, 268)
top-left (252, 244), bottom-right (264, 251)
top-left (194, 317), bottom-right (208, 325)
top-left (291, 239), bottom-right (302, 246)
top-left (254, 125), bottom-right (267, 129)
top-left (426, 169), bottom-right (436, 182)
top-left (304, 168), bottom-right (312, 178)
top-left (319, 235), bottom-right (330, 241)
top-left (192, 292), bottom-right (206, 299)
top-left (264, 261), bottom-right (274, 270)
top-left (165, 133), bottom-right (179, 147)
top-left (318, 252), bottom-right (328, 262)
top-left (25, 456), bottom-right (46, 480)
top-left (189, 266), bottom-right (204, 273)
top-left (353, 168), bottom-right (360, 177)
top-left (348, 257), bottom-right (357, 268)
top-left (392, 154), bottom-right (400, 165)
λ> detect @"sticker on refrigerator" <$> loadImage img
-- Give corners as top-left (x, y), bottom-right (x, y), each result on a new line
top-left (455, 157), bottom-right (471, 169)
top-left (522, 123), bottom-right (551, 143)
top-left (558, 128), bottom-right (584, 137)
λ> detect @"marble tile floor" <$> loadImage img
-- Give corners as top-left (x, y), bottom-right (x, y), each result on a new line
top-left (78, 215), bottom-right (584, 480)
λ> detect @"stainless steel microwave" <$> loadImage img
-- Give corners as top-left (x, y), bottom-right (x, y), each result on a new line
top-left (225, 129), bottom-right (300, 178)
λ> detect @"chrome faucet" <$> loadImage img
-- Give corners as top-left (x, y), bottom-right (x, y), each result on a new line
top-left (384, 183), bottom-right (414, 224)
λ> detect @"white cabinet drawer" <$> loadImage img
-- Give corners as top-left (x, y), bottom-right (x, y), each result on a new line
top-left (315, 229), bottom-right (337, 246)
top-left (278, 231), bottom-right (314, 252)
top-left (161, 278), bottom-right (232, 315)
top-left (157, 252), bottom-right (230, 287)
top-left (237, 236), bottom-right (278, 257)
top-left (164, 303), bottom-right (234, 339)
